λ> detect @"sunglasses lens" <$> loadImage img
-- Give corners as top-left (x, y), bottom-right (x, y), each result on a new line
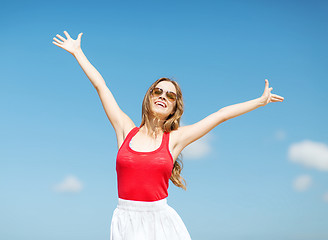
top-left (151, 87), bottom-right (177, 102)
top-left (152, 88), bottom-right (163, 96)
top-left (166, 92), bottom-right (177, 102)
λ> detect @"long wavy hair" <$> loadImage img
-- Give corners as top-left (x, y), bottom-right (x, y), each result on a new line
top-left (139, 77), bottom-right (187, 190)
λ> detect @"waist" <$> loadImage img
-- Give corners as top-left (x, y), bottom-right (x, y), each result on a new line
top-left (116, 170), bottom-right (170, 202)
top-left (117, 197), bottom-right (168, 212)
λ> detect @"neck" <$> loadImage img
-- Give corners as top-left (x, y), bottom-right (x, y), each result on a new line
top-left (142, 115), bottom-right (165, 138)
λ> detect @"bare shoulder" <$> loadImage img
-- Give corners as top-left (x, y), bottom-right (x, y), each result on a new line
top-left (123, 123), bottom-right (137, 139)
top-left (169, 126), bottom-right (187, 149)
top-left (168, 126), bottom-right (190, 161)
top-left (116, 122), bottom-right (136, 149)
top-left (169, 124), bottom-right (204, 152)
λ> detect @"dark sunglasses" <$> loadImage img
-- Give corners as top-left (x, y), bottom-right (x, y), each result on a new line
top-left (151, 87), bottom-right (177, 102)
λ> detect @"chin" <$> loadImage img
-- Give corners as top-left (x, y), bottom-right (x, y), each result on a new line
top-left (151, 109), bottom-right (169, 120)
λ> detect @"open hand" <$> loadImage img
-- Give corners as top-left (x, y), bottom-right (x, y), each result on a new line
top-left (259, 79), bottom-right (284, 106)
top-left (52, 31), bottom-right (83, 55)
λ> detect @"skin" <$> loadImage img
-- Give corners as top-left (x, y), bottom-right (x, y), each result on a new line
top-left (52, 31), bottom-right (285, 163)
top-left (128, 80), bottom-right (181, 162)
top-left (149, 81), bottom-right (177, 125)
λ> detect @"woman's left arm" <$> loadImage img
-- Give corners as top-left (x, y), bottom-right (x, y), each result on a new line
top-left (176, 79), bottom-right (284, 150)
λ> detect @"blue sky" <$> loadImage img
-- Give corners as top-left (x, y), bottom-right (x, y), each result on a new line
top-left (1, 0), bottom-right (328, 239)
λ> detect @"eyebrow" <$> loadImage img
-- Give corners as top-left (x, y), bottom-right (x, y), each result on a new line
top-left (156, 87), bottom-right (176, 93)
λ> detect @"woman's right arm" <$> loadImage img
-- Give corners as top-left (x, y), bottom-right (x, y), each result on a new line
top-left (52, 31), bottom-right (135, 145)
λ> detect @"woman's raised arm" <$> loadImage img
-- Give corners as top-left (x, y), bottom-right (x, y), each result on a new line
top-left (174, 79), bottom-right (284, 152)
top-left (52, 31), bottom-right (135, 146)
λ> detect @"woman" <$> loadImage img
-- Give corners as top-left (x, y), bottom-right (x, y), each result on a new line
top-left (52, 31), bottom-right (284, 240)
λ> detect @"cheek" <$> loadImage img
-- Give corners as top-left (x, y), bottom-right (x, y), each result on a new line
top-left (149, 98), bottom-right (156, 109)
top-left (169, 103), bottom-right (176, 113)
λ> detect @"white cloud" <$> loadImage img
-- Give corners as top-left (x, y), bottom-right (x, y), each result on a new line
top-left (274, 129), bottom-right (286, 141)
top-left (53, 175), bottom-right (83, 193)
top-left (292, 175), bottom-right (312, 192)
top-left (323, 192), bottom-right (328, 203)
top-left (288, 140), bottom-right (328, 171)
top-left (182, 133), bottom-right (213, 160)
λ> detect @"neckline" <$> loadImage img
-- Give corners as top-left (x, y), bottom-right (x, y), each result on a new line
top-left (127, 127), bottom-right (166, 154)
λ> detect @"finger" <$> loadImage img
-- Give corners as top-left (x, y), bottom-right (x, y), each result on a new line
top-left (271, 94), bottom-right (284, 100)
top-left (271, 98), bottom-right (283, 102)
top-left (77, 32), bottom-right (83, 40)
top-left (265, 79), bottom-right (269, 88)
top-left (52, 41), bottom-right (64, 49)
top-left (53, 37), bottom-right (64, 44)
top-left (56, 34), bottom-right (66, 41)
top-left (271, 95), bottom-right (280, 100)
top-left (63, 30), bottom-right (71, 39)
top-left (271, 96), bottom-right (284, 102)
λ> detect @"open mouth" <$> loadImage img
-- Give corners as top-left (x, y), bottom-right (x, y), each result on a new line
top-left (155, 101), bottom-right (167, 108)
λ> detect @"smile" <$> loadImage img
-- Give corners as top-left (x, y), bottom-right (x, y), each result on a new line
top-left (155, 101), bottom-right (167, 108)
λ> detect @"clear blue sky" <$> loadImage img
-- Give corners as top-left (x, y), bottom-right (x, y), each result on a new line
top-left (1, 0), bottom-right (328, 239)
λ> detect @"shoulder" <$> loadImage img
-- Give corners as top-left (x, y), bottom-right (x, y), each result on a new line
top-left (123, 124), bottom-right (138, 139)
top-left (167, 126), bottom-right (192, 158)
top-left (116, 123), bottom-right (137, 149)
top-left (168, 124), bottom-right (202, 152)
top-left (167, 126), bottom-right (185, 147)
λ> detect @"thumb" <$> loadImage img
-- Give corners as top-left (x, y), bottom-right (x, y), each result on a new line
top-left (265, 79), bottom-right (269, 88)
top-left (78, 32), bottom-right (83, 40)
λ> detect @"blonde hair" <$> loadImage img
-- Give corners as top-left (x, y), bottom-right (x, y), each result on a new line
top-left (139, 77), bottom-right (187, 190)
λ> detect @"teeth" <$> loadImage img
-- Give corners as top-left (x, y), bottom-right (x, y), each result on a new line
top-left (156, 102), bottom-right (165, 107)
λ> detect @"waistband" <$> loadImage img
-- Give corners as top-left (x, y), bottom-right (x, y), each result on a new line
top-left (117, 198), bottom-right (168, 212)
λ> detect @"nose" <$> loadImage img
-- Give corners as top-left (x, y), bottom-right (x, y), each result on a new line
top-left (158, 95), bottom-right (166, 101)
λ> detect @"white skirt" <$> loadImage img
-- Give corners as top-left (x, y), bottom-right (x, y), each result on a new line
top-left (110, 198), bottom-right (192, 240)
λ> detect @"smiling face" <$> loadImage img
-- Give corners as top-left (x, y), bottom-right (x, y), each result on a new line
top-left (150, 81), bottom-right (177, 120)
top-left (140, 77), bottom-right (184, 132)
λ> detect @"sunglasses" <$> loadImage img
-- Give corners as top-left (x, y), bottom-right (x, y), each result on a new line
top-left (151, 87), bottom-right (177, 102)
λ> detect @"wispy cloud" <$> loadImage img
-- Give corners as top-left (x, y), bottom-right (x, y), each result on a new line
top-left (53, 175), bottom-right (83, 193)
top-left (274, 129), bottom-right (286, 141)
top-left (292, 175), bottom-right (312, 192)
top-left (182, 133), bottom-right (213, 160)
top-left (323, 192), bottom-right (328, 203)
top-left (288, 140), bottom-right (328, 171)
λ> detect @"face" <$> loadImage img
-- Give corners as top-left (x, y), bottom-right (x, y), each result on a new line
top-left (150, 81), bottom-right (177, 120)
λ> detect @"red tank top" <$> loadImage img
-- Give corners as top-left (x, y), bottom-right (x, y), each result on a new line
top-left (116, 127), bottom-right (174, 202)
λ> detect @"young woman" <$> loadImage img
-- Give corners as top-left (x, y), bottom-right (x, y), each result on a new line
top-left (52, 31), bottom-right (284, 240)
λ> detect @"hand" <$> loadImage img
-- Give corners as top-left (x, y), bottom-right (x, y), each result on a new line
top-left (52, 31), bottom-right (83, 55)
top-left (259, 79), bottom-right (284, 106)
